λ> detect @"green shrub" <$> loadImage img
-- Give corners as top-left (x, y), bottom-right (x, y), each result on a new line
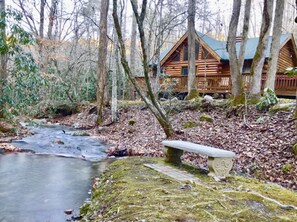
top-left (292, 144), bottom-right (297, 156)
top-left (281, 163), bottom-right (294, 173)
top-left (256, 88), bottom-right (278, 111)
top-left (199, 114), bottom-right (213, 123)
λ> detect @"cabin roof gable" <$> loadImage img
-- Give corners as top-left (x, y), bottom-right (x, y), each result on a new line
top-left (160, 32), bottom-right (293, 63)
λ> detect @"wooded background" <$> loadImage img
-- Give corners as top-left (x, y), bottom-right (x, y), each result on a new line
top-left (0, 0), bottom-right (296, 132)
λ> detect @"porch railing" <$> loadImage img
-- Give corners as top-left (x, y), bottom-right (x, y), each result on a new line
top-left (135, 74), bottom-right (297, 97)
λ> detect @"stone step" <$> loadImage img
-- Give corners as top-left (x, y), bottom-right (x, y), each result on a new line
top-left (144, 163), bottom-right (201, 183)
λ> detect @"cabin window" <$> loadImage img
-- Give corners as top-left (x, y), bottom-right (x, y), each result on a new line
top-left (242, 64), bottom-right (251, 74)
top-left (183, 45), bottom-right (188, 61)
top-left (195, 41), bottom-right (199, 59)
top-left (181, 67), bottom-right (188, 76)
top-left (172, 52), bottom-right (180, 62)
top-left (181, 66), bottom-right (197, 76)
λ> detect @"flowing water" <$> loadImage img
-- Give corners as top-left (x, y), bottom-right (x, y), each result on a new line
top-left (0, 124), bottom-right (109, 222)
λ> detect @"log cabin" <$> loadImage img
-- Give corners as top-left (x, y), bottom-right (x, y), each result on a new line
top-left (138, 31), bottom-right (297, 97)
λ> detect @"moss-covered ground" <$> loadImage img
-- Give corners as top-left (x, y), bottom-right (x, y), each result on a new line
top-left (81, 157), bottom-right (297, 222)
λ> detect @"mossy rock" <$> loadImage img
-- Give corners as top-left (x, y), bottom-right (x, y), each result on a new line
top-left (199, 114), bottom-right (213, 123)
top-left (81, 157), bottom-right (297, 221)
top-left (293, 144), bottom-right (297, 156)
top-left (72, 131), bottom-right (90, 136)
top-left (269, 104), bottom-right (292, 114)
top-left (183, 120), bottom-right (199, 129)
top-left (128, 119), bottom-right (136, 126)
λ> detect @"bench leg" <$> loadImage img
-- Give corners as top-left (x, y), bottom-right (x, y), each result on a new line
top-left (164, 147), bottom-right (184, 165)
top-left (207, 157), bottom-right (233, 179)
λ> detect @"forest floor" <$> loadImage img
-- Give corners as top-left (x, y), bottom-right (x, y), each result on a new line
top-left (53, 99), bottom-right (297, 191)
top-left (0, 99), bottom-right (296, 190)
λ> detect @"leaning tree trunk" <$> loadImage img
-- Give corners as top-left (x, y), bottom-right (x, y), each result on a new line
top-left (113, 0), bottom-right (173, 137)
top-left (227, 0), bottom-right (243, 105)
top-left (97, 0), bottom-right (109, 124)
top-left (111, 24), bottom-right (119, 122)
top-left (249, 0), bottom-right (273, 102)
top-left (0, 0), bottom-right (7, 118)
top-left (154, 0), bottom-right (163, 95)
top-left (265, 0), bottom-right (285, 91)
top-left (187, 0), bottom-right (198, 99)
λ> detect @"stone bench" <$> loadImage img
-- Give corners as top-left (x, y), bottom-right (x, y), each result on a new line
top-left (162, 140), bottom-right (236, 179)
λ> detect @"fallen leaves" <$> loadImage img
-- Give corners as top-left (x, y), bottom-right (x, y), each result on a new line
top-left (54, 103), bottom-right (297, 190)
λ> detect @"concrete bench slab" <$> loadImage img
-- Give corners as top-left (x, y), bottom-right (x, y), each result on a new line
top-left (162, 140), bottom-right (236, 179)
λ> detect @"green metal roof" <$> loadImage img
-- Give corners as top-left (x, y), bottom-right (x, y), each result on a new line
top-left (161, 32), bottom-right (292, 61)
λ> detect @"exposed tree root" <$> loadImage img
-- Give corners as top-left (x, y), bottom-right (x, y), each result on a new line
top-left (223, 190), bottom-right (297, 210)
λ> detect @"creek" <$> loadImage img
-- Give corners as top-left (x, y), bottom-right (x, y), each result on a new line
top-left (0, 124), bottom-right (109, 222)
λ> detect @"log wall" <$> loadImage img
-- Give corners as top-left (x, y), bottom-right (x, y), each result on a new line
top-left (277, 40), bottom-right (297, 72)
top-left (155, 36), bottom-right (297, 97)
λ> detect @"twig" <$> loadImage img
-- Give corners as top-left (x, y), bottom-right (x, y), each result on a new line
top-left (216, 199), bottom-right (227, 209)
top-left (203, 210), bottom-right (218, 222)
top-left (231, 209), bottom-right (248, 216)
top-left (250, 191), bottom-right (297, 210)
top-left (288, 117), bottom-right (297, 123)
top-left (223, 190), bottom-right (297, 210)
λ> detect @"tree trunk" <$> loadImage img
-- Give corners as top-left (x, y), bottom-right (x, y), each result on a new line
top-left (111, 28), bottom-right (119, 122)
top-left (47, 0), bottom-right (58, 40)
top-left (265, 0), bottom-right (285, 91)
top-left (129, 0), bottom-right (137, 99)
top-left (97, 0), bottom-right (109, 124)
top-left (113, 0), bottom-right (173, 138)
top-left (187, 0), bottom-right (198, 99)
top-left (38, 0), bottom-right (46, 74)
top-left (154, 0), bottom-right (163, 96)
top-left (39, 0), bottom-right (45, 38)
top-left (0, 0), bottom-right (7, 118)
top-left (249, 0), bottom-right (273, 102)
top-left (227, 0), bottom-right (242, 105)
top-left (238, 0), bottom-right (251, 72)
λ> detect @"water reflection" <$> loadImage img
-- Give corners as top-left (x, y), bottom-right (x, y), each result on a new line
top-left (0, 153), bottom-right (109, 222)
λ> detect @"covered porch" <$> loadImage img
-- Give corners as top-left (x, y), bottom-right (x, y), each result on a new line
top-left (156, 74), bottom-right (297, 97)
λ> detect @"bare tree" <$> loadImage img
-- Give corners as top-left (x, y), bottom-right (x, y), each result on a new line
top-left (0, 0), bottom-right (6, 118)
top-left (265, 0), bottom-right (285, 90)
top-left (187, 0), bottom-right (198, 99)
top-left (39, 0), bottom-right (45, 38)
top-left (238, 0), bottom-right (251, 72)
top-left (227, 0), bottom-right (241, 101)
top-left (47, 0), bottom-right (58, 39)
top-left (113, 0), bottom-right (173, 137)
top-left (111, 32), bottom-right (119, 122)
top-left (154, 0), bottom-right (163, 95)
top-left (97, 0), bottom-right (109, 124)
top-left (129, 0), bottom-right (137, 99)
top-left (249, 0), bottom-right (273, 101)
top-left (227, 0), bottom-right (251, 105)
